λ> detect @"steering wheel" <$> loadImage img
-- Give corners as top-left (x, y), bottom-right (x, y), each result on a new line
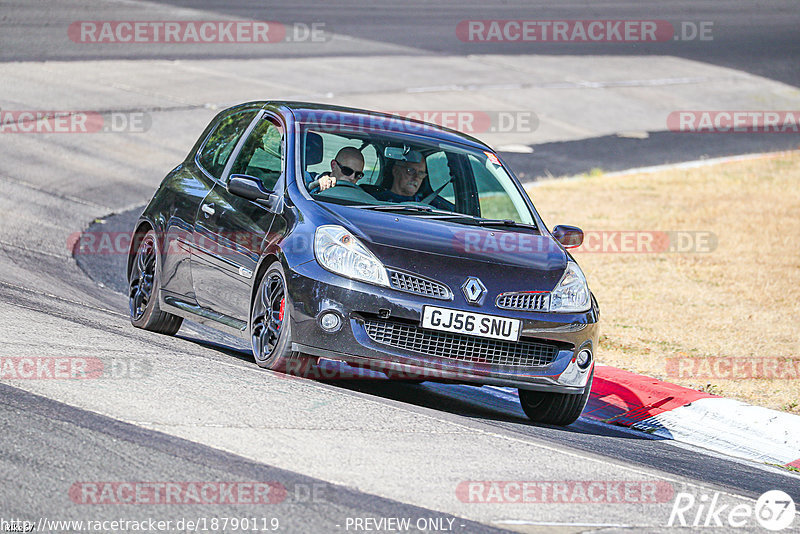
top-left (307, 178), bottom-right (362, 193)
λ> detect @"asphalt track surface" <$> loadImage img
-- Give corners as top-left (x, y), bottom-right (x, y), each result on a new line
top-left (76, 206), bottom-right (800, 506)
top-left (4, 0), bottom-right (799, 176)
top-left (0, 384), bottom-right (509, 534)
top-left (5, 0), bottom-right (800, 88)
top-left (2, 1), bottom-right (800, 533)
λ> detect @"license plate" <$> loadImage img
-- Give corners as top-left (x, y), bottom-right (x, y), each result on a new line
top-left (421, 306), bottom-right (521, 341)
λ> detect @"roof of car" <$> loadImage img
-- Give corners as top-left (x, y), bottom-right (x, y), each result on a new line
top-left (258, 101), bottom-right (492, 151)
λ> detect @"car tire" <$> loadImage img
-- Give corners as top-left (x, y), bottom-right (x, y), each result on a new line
top-left (518, 368), bottom-right (593, 426)
top-left (250, 261), bottom-right (314, 376)
top-left (129, 230), bottom-right (183, 335)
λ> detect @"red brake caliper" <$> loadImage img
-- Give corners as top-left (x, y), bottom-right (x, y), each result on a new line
top-left (278, 297), bottom-right (285, 326)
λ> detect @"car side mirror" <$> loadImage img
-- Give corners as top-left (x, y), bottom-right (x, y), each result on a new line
top-left (227, 174), bottom-right (281, 211)
top-left (552, 225), bottom-right (584, 248)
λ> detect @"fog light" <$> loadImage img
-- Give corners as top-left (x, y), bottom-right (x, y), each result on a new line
top-left (319, 311), bottom-right (342, 332)
top-left (576, 349), bottom-right (592, 370)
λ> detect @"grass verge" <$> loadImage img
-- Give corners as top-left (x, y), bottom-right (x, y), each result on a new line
top-left (526, 152), bottom-right (800, 413)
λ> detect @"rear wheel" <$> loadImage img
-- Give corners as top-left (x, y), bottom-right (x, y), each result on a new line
top-left (129, 230), bottom-right (182, 335)
top-left (518, 369), bottom-right (593, 426)
top-left (250, 262), bottom-right (314, 376)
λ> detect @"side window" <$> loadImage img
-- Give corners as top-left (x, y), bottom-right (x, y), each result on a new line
top-left (351, 143), bottom-right (380, 185)
top-left (426, 152), bottom-right (455, 202)
top-left (230, 117), bottom-right (284, 190)
top-left (197, 110), bottom-right (257, 179)
top-left (469, 154), bottom-right (532, 223)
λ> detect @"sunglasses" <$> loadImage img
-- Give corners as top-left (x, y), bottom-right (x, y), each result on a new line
top-left (396, 164), bottom-right (428, 179)
top-left (334, 160), bottom-right (364, 180)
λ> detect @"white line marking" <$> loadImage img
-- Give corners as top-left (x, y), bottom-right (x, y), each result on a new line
top-left (407, 76), bottom-right (732, 94)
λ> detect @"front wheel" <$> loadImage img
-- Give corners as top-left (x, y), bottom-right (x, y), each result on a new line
top-left (128, 230), bottom-right (182, 335)
top-left (250, 262), bottom-right (314, 376)
top-left (518, 369), bottom-right (593, 426)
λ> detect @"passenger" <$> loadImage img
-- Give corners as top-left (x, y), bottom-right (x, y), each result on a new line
top-left (315, 147), bottom-right (365, 191)
top-left (374, 159), bottom-right (453, 211)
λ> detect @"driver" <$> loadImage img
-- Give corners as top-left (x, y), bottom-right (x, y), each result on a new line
top-left (374, 159), bottom-right (453, 211)
top-left (315, 147), bottom-right (365, 191)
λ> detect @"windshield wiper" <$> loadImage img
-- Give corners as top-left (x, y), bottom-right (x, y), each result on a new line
top-left (472, 219), bottom-right (538, 231)
top-left (356, 206), bottom-right (537, 230)
top-left (357, 205), bottom-right (458, 217)
top-left (358, 204), bottom-right (434, 212)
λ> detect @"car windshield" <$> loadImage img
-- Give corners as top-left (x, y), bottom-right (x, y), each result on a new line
top-left (299, 123), bottom-right (536, 227)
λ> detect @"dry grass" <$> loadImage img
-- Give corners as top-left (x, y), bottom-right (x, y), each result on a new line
top-left (526, 152), bottom-right (800, 413)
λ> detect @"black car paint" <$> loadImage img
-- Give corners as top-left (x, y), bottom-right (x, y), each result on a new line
top-left (129, 101), bottom-right (599, 393)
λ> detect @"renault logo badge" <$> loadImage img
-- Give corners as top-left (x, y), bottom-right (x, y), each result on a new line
top-left (462, 277), bottom-right (487, 305)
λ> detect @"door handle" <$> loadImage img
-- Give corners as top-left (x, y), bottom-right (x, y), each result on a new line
top-left (201, 203), bottom-right (215, 217)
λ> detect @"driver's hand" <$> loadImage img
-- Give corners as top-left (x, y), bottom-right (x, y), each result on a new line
top-left (318, 175), bottom-right (337, 191)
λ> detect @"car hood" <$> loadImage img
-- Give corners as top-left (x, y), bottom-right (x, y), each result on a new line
top-left (318, 204), bottom-right (568, 290)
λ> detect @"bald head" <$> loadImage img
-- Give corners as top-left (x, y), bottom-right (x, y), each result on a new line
top-left (331, 147), bottom-right (365, 183)
top-left (336, 147), bottom-right (364, 166)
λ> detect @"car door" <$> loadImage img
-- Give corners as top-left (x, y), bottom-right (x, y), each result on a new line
top-left (191, 112), bottom-right (285, 322)
top-left (160, 106), bottom-right (259, 302)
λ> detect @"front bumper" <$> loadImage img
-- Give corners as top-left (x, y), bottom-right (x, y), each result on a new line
top-left (287, 259), bottom-right (599, 393)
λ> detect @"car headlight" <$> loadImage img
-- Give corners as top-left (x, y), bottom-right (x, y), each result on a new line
top-left (549, 262), bottom-right (591, 313)
top-left (314, 225), bottom-right (390, 287)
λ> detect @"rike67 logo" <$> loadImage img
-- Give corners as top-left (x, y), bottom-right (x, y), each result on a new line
top-left (668, 490), bottom-right (796, 531)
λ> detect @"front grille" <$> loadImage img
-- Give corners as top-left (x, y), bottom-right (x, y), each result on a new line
top-left (388, 269), bottom-right (451, 300)
top-left (496, 292), bottom-right (550, 311)
top-left (363, 319), bottom-right (559, 367)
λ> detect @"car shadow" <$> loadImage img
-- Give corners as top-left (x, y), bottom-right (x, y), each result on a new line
top-left (177, 333), bottom-right (253, 364)
top-left (305, 360), bottom-right (662, 441)
top-left (175, 334), bottom-right (661, 441)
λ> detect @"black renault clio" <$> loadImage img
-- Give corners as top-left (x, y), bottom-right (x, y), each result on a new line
top-left (128, 101), bottom-right (599, 425)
